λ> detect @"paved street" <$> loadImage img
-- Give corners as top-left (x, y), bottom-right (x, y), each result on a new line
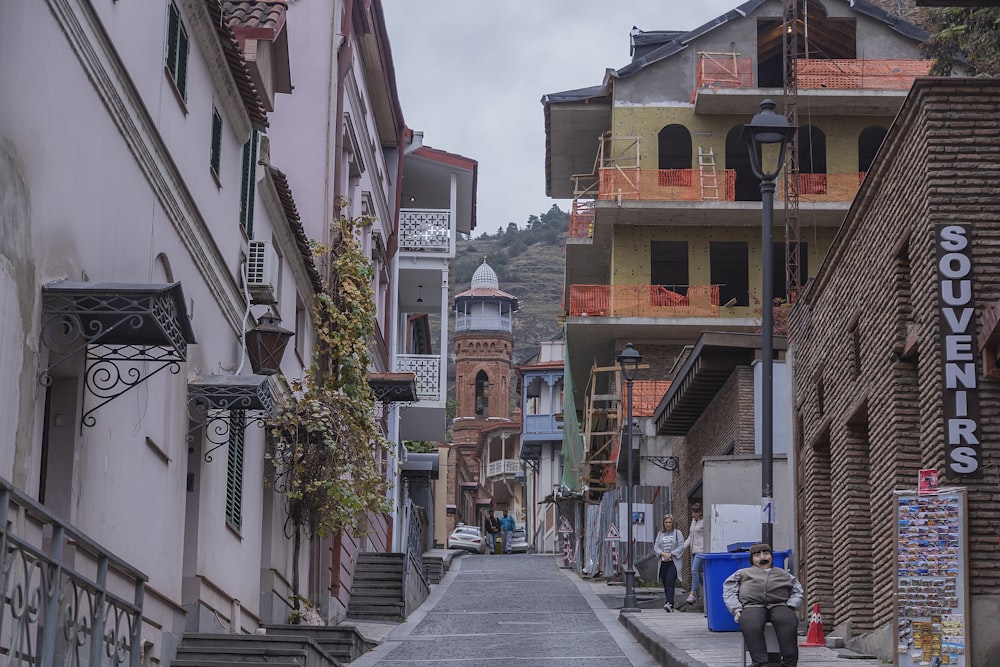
top-left (348, 553), bottom-right (886, 667)
top-left (349, 553), bottom-right (657, 667)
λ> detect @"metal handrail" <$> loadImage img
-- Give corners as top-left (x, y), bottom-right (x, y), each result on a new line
top-left (0, 477), bottom-right (146, 667)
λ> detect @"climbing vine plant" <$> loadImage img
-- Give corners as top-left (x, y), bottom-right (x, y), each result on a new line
top-left (267, 213), bottom-right (392, 617)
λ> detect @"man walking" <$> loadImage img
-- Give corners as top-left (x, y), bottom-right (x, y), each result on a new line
top-left (484, 510), bottom-right (502, 555)
top-left (499, 510), bottom-right (516, 554)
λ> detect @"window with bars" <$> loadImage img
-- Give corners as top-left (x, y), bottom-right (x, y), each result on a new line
top-left (210, 108), bottom-right (222, 179)
top-left (165, 1), bottom-right (189, 100)
top-left (239, 132), bottom-right (259, 236)
top-left (225, 410), bottom-right (246, 531)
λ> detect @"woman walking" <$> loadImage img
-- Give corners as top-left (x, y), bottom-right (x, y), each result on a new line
top-left (653, 514), bottom-right (685, 612)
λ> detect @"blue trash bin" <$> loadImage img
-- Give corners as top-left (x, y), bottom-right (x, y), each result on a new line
top-left (699, 550), bottom-right (791, 632)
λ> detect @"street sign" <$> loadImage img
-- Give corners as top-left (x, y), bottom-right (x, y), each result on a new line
top-left (605, 523), bottom-right (621, 541)
top-left (558, 516), bottom-right (574, 534)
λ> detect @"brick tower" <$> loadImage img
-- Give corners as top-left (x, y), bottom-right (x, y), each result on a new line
top-left (447, 260), bottom-right (519, 529)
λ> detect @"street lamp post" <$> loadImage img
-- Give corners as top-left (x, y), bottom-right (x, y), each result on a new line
top-left (741, 99), bottom-right (795, 548)
top-left (617, 342), bottom-right (642, 613)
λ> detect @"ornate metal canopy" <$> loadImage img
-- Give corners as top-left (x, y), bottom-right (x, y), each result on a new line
top-left (39, 281), bottom-right (196, 429)
top-left (369, 372), bottom-right (418, 402)
top-left (188, 374), bottom-right (276, 462)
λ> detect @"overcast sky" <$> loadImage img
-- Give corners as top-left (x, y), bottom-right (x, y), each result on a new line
top-left (382, 1), bottom-right (741, 237)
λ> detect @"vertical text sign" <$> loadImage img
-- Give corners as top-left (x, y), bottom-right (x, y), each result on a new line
top-left (936, 224), bottom-right (981, 476)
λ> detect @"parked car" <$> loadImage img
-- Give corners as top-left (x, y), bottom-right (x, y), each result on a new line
top-left (448, 524), bottom-right (485, 554)
top-left (510, 528), bottom-right (528, 554)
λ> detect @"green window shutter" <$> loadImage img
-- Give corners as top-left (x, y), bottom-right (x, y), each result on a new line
top-left (211, 109), bottom-right (223, 176)
top-left (225, 410), bottom-right (246, 531)
top-left (166, 3), bottom-right (179, 75)
top-left (239, 132), bottom-right (258, 236)
top-left (176, 23), bottom-right (189, 99)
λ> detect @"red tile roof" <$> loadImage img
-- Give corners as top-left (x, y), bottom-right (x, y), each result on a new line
top-left (223, 1), bottom-right (287, 44)
top-left (208, 0), bottom-right (270, 128)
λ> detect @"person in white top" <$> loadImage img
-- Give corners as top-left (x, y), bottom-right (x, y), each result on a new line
top-left (652, 514), bottom-right (685, 612)
top-left (684, 502), bottom-right (704, 604)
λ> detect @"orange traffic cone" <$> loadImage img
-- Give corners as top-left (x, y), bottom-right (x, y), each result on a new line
top-left (801, 603), bottom-right (826, 647)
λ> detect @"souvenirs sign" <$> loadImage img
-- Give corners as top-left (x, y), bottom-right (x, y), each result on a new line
top-left (894, 489), bottom-right (968, 667)
top-left (935, 225), bottom-right (981, 476)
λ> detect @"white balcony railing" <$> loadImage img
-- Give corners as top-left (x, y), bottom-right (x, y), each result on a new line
top-left (395, 354), bottom-right (441, 401)
top-left (487, 458), bottom-right (523, 478)
top-left (400, 209), bottom-right (451, 253)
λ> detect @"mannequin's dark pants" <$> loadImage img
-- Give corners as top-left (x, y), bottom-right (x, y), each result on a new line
top-left (739, 604), bottom-right (798, 667)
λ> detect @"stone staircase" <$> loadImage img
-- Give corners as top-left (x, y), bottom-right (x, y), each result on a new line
top-left (346, 553), bottom-right (407, 621)
top-left (422, 548), bottom-right (459, 584)
top-left (173, 625), bottom-right (376, 667)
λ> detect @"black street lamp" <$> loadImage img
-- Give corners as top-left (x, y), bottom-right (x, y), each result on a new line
top-left (617, 342), bottom-right (642, 613)
top-left (741, 99), bottom-right (795, 547)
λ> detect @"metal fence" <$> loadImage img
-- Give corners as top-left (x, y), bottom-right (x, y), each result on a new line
top-left (0, 478), bottom-right (146, 667)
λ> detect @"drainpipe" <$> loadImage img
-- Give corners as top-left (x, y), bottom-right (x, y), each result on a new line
top-left (332, 0), bottom-right (354, 226)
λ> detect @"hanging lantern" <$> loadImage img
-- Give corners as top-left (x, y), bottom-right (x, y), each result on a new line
top-left (245, 314), bottom-right (294, 376)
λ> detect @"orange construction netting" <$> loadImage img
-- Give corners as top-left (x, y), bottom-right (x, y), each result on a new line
top-left (599, 169), bottom-right (736, 201)
top-left (796, 59), bottom-right (932, 90)
top-left (568, 200), bottom-right (595, 239)
top-left (569, 284), bottom-right (720, 318)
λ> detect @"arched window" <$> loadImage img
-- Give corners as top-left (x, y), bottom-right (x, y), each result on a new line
top-left (858, 126), bottom-right (887, 174)
top-left (658, 124), bottom-right (692, 186)
top-left (475, 370), bottom-right (489, 416)
top-left (726, 126), bottom-right (759, 202)
top-left (797, 125), bottom-right (827, 194)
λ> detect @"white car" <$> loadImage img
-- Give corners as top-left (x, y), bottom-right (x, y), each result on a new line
top-left (447, 524), bottom-right (485, 554)
top-left (510, 528), bottom-right (528, 554)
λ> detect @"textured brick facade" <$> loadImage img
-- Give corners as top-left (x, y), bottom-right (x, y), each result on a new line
top-left (789, 79), bottom-right (1000, 663)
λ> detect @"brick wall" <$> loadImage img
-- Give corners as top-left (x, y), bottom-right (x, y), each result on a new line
top-left (789, 79), bottom-right (1000, 655)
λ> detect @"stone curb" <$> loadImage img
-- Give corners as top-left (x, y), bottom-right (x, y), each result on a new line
top-left (618, 611), bottom-right (710, 667)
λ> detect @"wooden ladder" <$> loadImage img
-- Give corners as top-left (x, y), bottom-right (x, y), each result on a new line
top-left (698, 146), bottom-right (719, 201)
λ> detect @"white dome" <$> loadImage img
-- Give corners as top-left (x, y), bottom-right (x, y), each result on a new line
top-left (470, 260), bottom-right (499, 290)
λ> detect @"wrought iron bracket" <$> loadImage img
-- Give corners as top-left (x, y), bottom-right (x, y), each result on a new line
top-left (640, 455), bottom-right (680, 472)
top-left (38, 281), bottom-right (196, 430)
top-left (187, 375), bottom-right (276, 462)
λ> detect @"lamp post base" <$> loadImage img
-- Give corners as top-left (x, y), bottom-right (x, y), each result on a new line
top-left (622, 569), bottom-right (641, 613)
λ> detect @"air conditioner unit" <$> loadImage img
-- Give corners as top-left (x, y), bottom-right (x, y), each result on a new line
top-left (247, 240), bottom-right (279, 304)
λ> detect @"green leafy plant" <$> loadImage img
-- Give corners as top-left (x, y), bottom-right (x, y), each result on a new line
top-left (922, 8), bottom-right (1000, 77)
top-left (267, 213), bottom-right (392, 620)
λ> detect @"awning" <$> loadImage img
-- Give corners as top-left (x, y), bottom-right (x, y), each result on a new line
top-left (39, 281), bottom-right (196, 428)
top-left (187, 375), bottom-right (275, 462)
top-left (369, 372), bottom-right (418, 402)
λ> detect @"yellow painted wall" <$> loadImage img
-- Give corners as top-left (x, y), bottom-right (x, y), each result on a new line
top-left (608, 103), bottom-right (890, 174)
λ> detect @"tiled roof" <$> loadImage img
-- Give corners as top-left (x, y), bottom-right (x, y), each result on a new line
top-left (265, 166), bottom-right (323, 293)
top-left (223, 1), bottom-right (287, 41)
top-left (207, 0), bottom-right (269, 128)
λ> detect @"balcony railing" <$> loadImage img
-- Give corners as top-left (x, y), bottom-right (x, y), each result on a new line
top-left (395, 354), bottom-right (441, 401)
top-left (696, 55), bottom-right (932, 91)
top-left (0, 477), bottom-right (146, 667)
top-left (524, 413), bottom-right (562, 436)
top-left (568, 284), bottom-right (720, 318)
top-left (400, 209), bottom-right (451, 253)
top-left (455, 315), bottom-right (512, 333)
top-left (487, 459), bottom-right (522, 478)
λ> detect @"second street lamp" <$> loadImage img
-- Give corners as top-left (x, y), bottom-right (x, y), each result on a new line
top-left (740, 99), bottom-right (795, 547)
top-left (617, 342), bottom-right (641, 613)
